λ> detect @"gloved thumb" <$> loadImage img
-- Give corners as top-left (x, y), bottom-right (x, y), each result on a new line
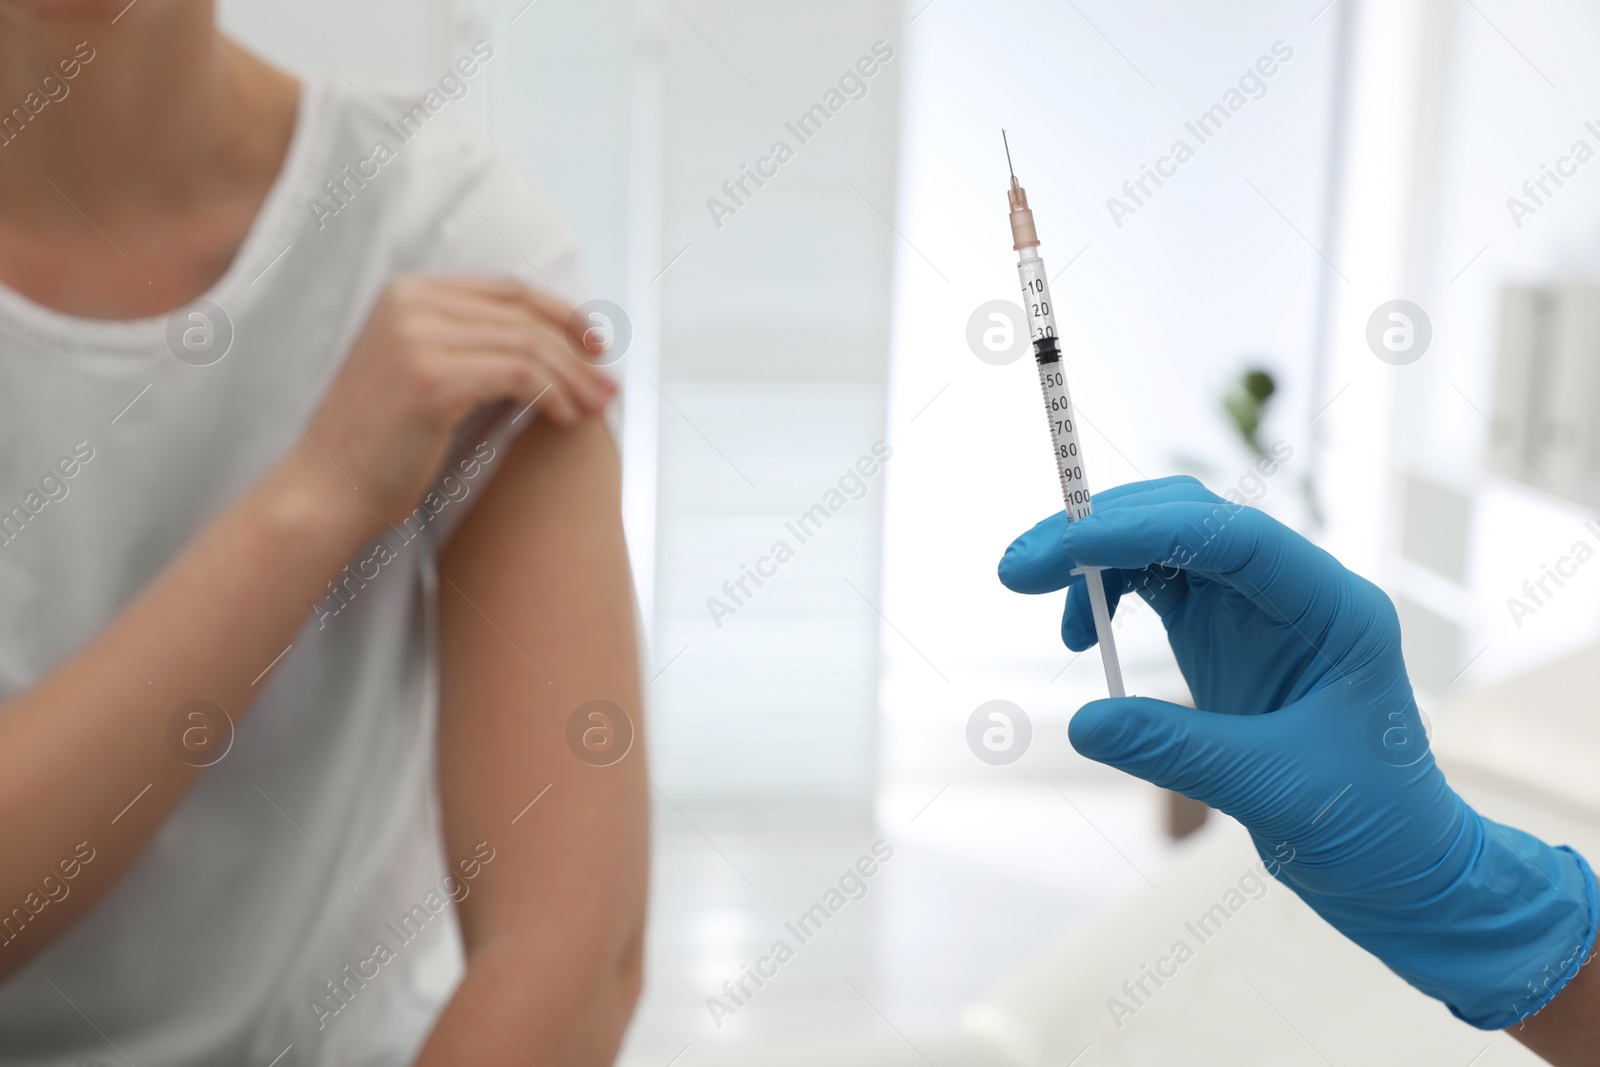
top-left (1069, 696), bottom-right (1259, 811)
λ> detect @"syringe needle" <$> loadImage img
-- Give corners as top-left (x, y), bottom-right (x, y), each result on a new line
top-left (1001, 128), bottom-right (1015, 181)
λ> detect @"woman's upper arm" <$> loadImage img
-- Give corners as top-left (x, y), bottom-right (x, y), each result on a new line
top-left (434, 415), bottom-right (647, 962)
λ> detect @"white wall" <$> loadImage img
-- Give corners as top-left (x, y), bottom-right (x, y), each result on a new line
top-left (879, 0), bottom-right (1344, 786)
top-left (219, 0), bottom-right (460, 84)
top-left (647, 1), bottom-right (906, 808)
top-left (1319, 0), bottom-right (1600, 702)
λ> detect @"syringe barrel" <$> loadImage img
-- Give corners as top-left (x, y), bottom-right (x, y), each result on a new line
top-left (1017, 252), bottom-right (1093, 520)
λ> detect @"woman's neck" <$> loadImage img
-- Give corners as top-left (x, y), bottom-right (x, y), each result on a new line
top-left (0, 3), bottom-right (294, 224)
top-left (0, 2), bottom-right (301, 316)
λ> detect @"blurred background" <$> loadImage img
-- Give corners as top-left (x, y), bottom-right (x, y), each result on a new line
top-left (224, 0), bottom-right (1600, 1062)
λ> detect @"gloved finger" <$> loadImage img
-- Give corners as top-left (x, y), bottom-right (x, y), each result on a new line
top-left (1061, 500), bottom-right (1352, 631)
top-left (997, 476), bottom-right (1210, 594)
top-left (998, 510), bottom-right (1074, 593)
top-left (1062, 562), bottom-right (1189, 648)
top-left (1091, 474), bottom-right (1206, 507)
top-left (1122, 560), bottom-right (1190, 615)
top-left (1060, 569), bottom-right (1126, 651)
top-left (1060, 476), bottom-right (1211, 628)
top-left (1069, 696), bottom-right (1260, 812)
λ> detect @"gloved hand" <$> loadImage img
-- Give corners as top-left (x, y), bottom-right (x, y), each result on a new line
top-left (998, 475), bottom-right (1598, 1028)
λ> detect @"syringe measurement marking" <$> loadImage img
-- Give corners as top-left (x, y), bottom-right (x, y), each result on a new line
top-left (1039, 366), bottom-right (1092, 520)
top-left (1019, 256), bottom-right (1093, 521)
top-left (1021, 266), bottom-right (1054, 341)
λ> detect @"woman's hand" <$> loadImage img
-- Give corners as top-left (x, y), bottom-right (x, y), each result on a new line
top-left (300, 275), bottom-right (617, 533)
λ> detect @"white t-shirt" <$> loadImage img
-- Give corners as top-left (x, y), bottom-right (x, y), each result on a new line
top-left (0, 78), bottom-right (586, 1065)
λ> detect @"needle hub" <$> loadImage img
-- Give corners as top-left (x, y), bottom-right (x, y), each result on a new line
top-left (1002, 131), bottom-right (1039, 251)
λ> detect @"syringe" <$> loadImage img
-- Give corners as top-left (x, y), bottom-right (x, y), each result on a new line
top-left (1002, 132), bottom-right (1126, 699)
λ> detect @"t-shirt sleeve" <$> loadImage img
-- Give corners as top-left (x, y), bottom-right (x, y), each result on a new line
top-left (397, 113), bottom-right (586, 301)
top-left (388, 113), bottom-right (620, 551)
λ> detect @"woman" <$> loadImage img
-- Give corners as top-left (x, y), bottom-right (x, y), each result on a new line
top-left (0, 2), bottom-right (647, 1064)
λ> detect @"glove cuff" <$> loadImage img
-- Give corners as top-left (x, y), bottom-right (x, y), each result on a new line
top-left (1299, 820), bottom-right (1598, 1029)
top-left (1446, 843), bottom-right (1598, 1030)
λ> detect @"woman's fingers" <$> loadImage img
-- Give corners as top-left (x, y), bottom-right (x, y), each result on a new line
top-left (524, 284), bottom-right (602, 355)
top-left (442, 350), bottom-right (579, 426)
top-left (424, 289), bottom-right (617, 420)
top-left (396, 321), bottom-right (573, 423)
top-left (522, 315), bottom-right (615, 412)
top-left (309, 275), bottom-right (618, 529)
top-left (430, 276), bottom-right (603, 358)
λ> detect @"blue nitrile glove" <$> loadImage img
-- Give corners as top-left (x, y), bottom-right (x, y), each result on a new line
top-left (998, 476), bottom-right (1598, 1029)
